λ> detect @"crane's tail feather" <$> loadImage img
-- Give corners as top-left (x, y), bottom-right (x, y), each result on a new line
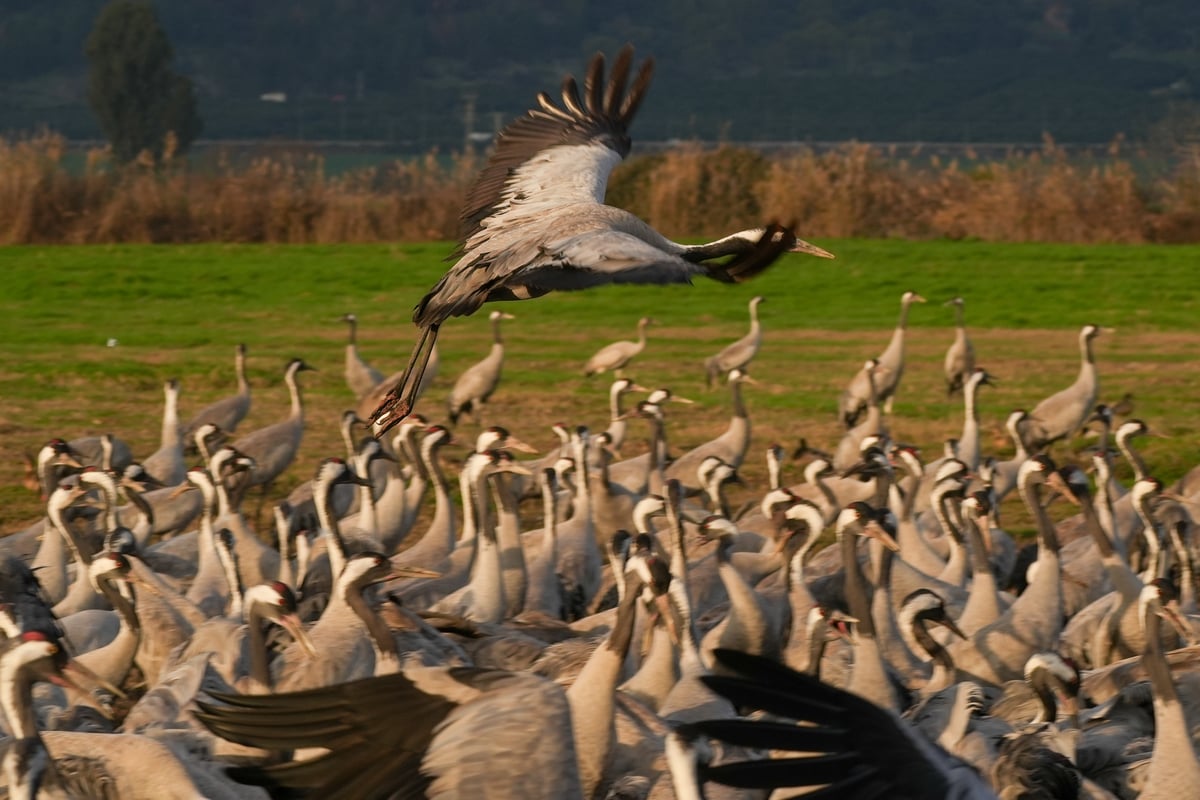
top-left (369, 324), bottom-right (439, 438)
top-left (706, 222), bottom-right (797, 284)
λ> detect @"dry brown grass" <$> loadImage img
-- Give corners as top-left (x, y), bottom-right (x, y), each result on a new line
top-left (5, 132), bottom-right (1200, 244)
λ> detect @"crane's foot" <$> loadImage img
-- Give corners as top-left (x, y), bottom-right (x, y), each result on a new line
top-left (369, 393), bottom-right (412, 439)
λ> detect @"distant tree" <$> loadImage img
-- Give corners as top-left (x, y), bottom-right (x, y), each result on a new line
top-left (85, 0), bottom-right (202, 162)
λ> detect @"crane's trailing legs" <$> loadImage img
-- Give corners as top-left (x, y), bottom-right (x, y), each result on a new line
top-left (371, 323), bottom-right (439, 436)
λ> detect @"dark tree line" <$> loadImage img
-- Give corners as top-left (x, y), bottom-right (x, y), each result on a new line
top-left (1, 0), bottom-right (1198, 145)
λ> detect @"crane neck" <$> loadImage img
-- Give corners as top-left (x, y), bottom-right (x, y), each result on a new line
top-left (235, 347), bottom-right (249, 396)
top-left (97, 571), bottom-right (139, 634)
top-left (930, 486), bottom-right (963, 544)
top-left (245, 604), bottom-right (272, 694)
top-left (953, 302), bottom-right (965, 329)
top-left (217, 537), bottom-right (243, 620)
top-left (800, 614), bottom-right (830, 676)
top-left (492, 472), bottom-right (527, 618)
top-left (345, 579), bottom-right (398, 665)
top-left (1027, 670), bottom-right (1059, 725)
top-left (355, 461), bottom-right (379, 535)
top-left (1169, 523), bottom-right (1195, 606)
top-left (1142, 600), bottom-right (1181, 706)
top-left (470, 467), bottom-right (507, 624)
top-left (840, 527), bottom-right (876, 637)
top-left (345, 317), bottom-right (358, 346)
top-left (730, 376), bottom-right (748, 421)
top-left (964, 513), bottom-right (992, 578)
top-left (0, 652), bottom-right (40, 740)
top-left (314, 476), bottom-right (347, 579)
top-left (766, 453), bottom-right (781, 492)
top-left (567, 570), bottom-right (644, 797)
top-left (1078, 488), bottom-right (1118, 560)
top-left (491, 316), bottom-right (505, 345)
top-left (285, 365), bottom-right (305, 421)
top-left (908, 613), bottom-right (956, 693)
top-left (540, 478), bottom-right (558, 558)
top-left (161, 384), bottom-right (181, 449)
top-left (963, 377), bottom-right (980, 424)
top-left (1080, 330), bottom-right (1095, 365)
top-left (571, 437), bottom-right (592, 518)
top-left (1116, 434), bottom-right (1149, 483)
top-left (1020, 480), bottom-right (1060, 556)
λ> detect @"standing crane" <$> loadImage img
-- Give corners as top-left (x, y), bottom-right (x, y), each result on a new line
top-left (943, 296), bottom-right (976, 395)
top-left (1024, 323), bottom-right (1105, 453)
top-left (703, 295), bottom-right (767, 388)
top-left (341, 313), bottom-right (385, 397)
top-left (839, 290), bottom-right (925, 426)
top-left (369, 46), bottom-right (834, 436)
top-left (583, 316), bottom-right (654, 377)
top-left (446, 310), bottom-right (514, 426)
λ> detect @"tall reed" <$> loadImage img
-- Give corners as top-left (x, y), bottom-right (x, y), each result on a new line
top-left (3, 131), bottom-right (1200, 244)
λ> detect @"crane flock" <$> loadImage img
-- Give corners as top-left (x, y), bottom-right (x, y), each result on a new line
top-left (4, 46), bottom-right (1200, 800)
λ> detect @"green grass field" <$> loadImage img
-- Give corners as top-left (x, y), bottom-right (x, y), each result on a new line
top-left (2, 239), bottom-right (1198, 532)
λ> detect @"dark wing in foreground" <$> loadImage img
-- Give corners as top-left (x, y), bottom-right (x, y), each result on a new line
top-left (690, 649), bottom-right (998, 800)
top-left (457, 45), bottom-right (654, 248)
top-left (195, 672), bottom-right (456, 800)
top-left (0, 555), bottom-right (64, 643)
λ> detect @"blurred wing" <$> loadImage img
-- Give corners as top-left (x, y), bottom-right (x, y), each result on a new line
top-left (693, 649), bottom-right (998, 799)
top-left (195, 671), bottom-right (456, 800)
top-left (459, 46), bottom-right (654, 246)
top-left (421, 671), bottom-right (582, 799)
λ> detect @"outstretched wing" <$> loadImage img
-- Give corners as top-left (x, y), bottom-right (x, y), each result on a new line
top-left (690, 649), bottom-right (998, 799)
top-left (458, 45), bottom-right (654, 249)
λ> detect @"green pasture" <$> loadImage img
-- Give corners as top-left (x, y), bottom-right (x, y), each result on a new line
top-left (1, 239), bottom-right (1198, 532)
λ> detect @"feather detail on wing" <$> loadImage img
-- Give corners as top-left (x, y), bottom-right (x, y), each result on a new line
top-left (458, 45), bottom-right (654, 249)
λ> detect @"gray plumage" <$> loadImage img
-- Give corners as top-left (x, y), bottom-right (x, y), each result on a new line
top-left (839, 290), bottom-right (925, 427)
top-left (943, 296), bottom-right (976, 395)
top-left (140, 379), bottom-right (187, 487)
top-left (447, 310), bottom-right (513, 426)
top-left (703, 296), bottom-right (765, 389)
top-left (341, 313), bottom-right (385, 397)
top-left (585, 316), bottom-right (653, 376)
top-left (368, 47), bottom-right (832, 436)
top-left (1025, 324), bottom-right (1104, 452)
top-left (182, 343), bottom-right (251, 444)
top-left (230, 358), bottom-right (313, 489)
top-left (666, 368), bottom-right (755, 491)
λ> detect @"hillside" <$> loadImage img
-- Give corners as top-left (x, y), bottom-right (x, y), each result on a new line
top-left (0, 0), bottom-right (1198, 147)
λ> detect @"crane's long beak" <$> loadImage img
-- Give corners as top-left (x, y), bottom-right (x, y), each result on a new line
top-left (937, 614), bottom-right (968, 641)
top-left (789, 238), bottom-right (836, 259)
top-left (826, 609), bottom-right (857, 640)
top-left (863, 519), bottom-right (900, 552)
top-left (1160, 603), bottom-right (1193, 642)
top-left (280, 613), bottom-right (318, 658)
top-left (1046, 472), bottom-right (1080, 506)
top-left (59, 657), bottom-right (127, 701)
top-left (503, 435), bottom-right (539, 454)
top-left (391, 565), bottom-right (441, 580)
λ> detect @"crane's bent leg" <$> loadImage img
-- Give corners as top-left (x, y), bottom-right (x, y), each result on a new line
top-left (370, 324), bottom-right (439, 438)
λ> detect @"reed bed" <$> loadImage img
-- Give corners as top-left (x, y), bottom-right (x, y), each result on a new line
top-left (3, 132), bottom-right (1200, 244)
